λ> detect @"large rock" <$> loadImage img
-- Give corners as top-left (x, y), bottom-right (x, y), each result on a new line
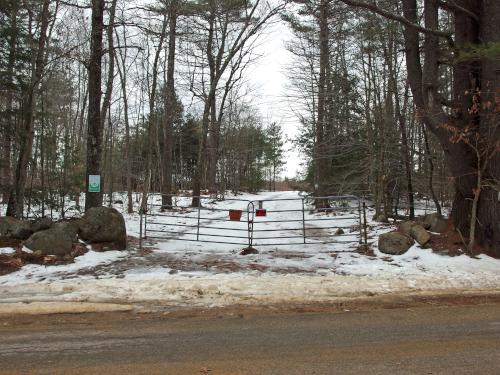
top-left (410, 224), bottom-right (431, 246)
top-left (423, 213), bottom-right (448, 233)
top-left (24, 225), bottom-right (74, 257)
top-left (53, 220), bottom-right (80, 242)
top-left (399, 221), bottom-right (417, 237)
top-left (79, 207), bottom-right (127, 249)
top-left (31, 217), bottom-right (53, 233)
top-left (0, 217), bottom-right (16, 236)
top-left (378, 232), bottom-right (414, 255)
top-left (0, 217), bottom-right (32, 240)
top-left (373, 213), bottom-right (389, 223)
top-left (335, 228), bottom-right (345, 235)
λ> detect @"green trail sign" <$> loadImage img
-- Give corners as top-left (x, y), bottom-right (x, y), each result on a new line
top-left (88, 175), bottom-right (101, 193)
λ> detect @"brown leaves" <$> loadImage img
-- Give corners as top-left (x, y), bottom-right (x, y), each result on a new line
top-left (0, 254), bottom-right (24, 276)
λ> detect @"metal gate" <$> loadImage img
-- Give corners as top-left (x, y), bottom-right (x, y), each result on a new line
top-left (139, 194), bottom-right (368, 249)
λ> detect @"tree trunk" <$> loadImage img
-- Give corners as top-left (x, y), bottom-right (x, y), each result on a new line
top-left (192, 11), bottom-right (216, 208)
top-left (403, 0), bottom-right (500, 254)
top-left (140, 15), bottom-right (167, 213)
top-left (314, 0), bottom-right (330, 208)
top-left (85, 0), bottom-right (105, 211)
top-left (7, 0), bottom-right (51, 218)
top-left (115, 32), bottom-right (133, 213)
top-left (100, 0), bottom-right (117, 126)
top-left (161, 4), bottom-right (178, 209)
top-left (1, 5), bottom-right (17, 205)
top-left (475, 0), bottom-right (500, 254)
top-left (422, 125), bottom-right (442, 215)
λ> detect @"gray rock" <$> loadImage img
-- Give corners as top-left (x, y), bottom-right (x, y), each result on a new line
top-left (335, 228), bottom-right (345, 235)
top-left (24, 226), bottom-right (74, 257)
top-left (0, 216), bottom-right (32, 240)
top-left (378, 232), bottom-right (414, 255)
top-left (0, 217), bottom-right (17, 236)
top-left (240, 247), bottom-right (259, 255)
top-left (410, 224), bottom-right (431, 246)
top-left (31, 217), bottom-right (53, 233)
top-left (423, 213), bottom-right (448, 233)
top-left (79, 207), bottom-right (127, 249)
top-left (399, 221), bottom-right (417, 236)
top-left (53, 220), bottom-right (80, 242)
top-left (373, 214), bottom-right (389, 223)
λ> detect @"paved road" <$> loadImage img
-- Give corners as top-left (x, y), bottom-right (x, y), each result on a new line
top-left (1, 303), bottom-right (500, 374)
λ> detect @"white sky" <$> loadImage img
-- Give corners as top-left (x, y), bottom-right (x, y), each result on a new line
top-left (246, 20), bottom-right (305, 179)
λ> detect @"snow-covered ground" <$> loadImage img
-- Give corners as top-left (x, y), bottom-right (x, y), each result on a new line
top-left (1, 191), bottom-right (499, 310)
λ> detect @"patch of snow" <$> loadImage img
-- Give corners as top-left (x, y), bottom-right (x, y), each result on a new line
top-left (0, 302), bottom-right (133, 315)
top-left (0, 250), bottom-right (127, 284)
top-left (0, 247), bottom-right (16, 255)
top-left (1, 191), bottom-right (498, 309)
top-left (21, 246), bottom-right (33, 254)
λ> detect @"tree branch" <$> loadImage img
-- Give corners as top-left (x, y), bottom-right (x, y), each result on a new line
top-left (437, 0), bottom-right (479, 22)
top-left (339, 0), bottom-right (453, 43)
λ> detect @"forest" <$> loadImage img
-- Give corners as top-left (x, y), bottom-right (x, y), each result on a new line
top-left (0, 0), bottom-right (498, 255)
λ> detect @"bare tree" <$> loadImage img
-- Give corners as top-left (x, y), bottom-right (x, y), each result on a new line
top-left (7, 0), bottom-right (51, 218)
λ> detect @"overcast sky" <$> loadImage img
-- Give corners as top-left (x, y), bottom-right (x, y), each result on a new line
top-left (246, 19), bottom-right (305, 179)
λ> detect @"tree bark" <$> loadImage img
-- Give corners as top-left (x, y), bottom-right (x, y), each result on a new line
top-left (140, 15), bottom-right (167, 213)
top-left (408, 0), bottom-right (498, 253)
top-left (7, 0), bottom-right (51, 218)
top-left (100, 0), bottom-right (117, 127)
top-left (115, 29), bottom-right (133, 213)
top-left (1, 4), bottom-right (17, 205)
top-left (422, 125), bottom-right (442, 215)
top-left (314, 0), bottom-right (330, 208)
top-left (161, 3), bottom-right (178, 209)
top-left (85, 0), bottom-right (105, 211)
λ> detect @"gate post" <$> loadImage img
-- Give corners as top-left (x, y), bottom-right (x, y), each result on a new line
top-left (247, 201), bottom-right (255, 248)
top-left (139, 210), bottom-right (143, 250)
top-left (196, 197), bottom-right (201, 241)
top-left (358, 198), bottom-right (362, 244)
top-left (301, 198), bottom-right (306, 244)
top-left (362, 201), bottom-right (368, 245)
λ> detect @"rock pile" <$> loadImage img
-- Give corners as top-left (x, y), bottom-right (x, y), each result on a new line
top-left (378, 213), bottom-right (448, 255)
top-left (0, 207), bottom-right (128, 275)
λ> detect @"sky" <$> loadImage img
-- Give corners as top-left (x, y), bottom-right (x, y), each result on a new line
top-left (246, 19), bottom-right (305, 178)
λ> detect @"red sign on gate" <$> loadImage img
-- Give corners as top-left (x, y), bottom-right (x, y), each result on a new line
top-left (256, 209), bottom-right (267, 217)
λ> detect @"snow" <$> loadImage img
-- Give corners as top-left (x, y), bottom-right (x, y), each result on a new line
top-left (1, 191), bottom-right (499, 311)
top-left (0, 247), bottom-right (16, 255)
top-left (0, 302), bottom-right (133, 315)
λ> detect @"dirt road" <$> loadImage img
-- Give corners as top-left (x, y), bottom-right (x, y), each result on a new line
top-left (1, 300), bottom-right (499, 374)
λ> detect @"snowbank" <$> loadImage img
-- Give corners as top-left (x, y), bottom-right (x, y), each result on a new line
top-left (1, 191), bottom-right (499, 310)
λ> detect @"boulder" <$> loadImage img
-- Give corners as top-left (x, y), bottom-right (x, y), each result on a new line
top-left (0, 217), bottom-right (32, 240)
top-left (24, 225), bottom-right (74, 257)
top-left (240, 247), bottom-right (259, 255)
top-left (31, 217), bottom-right (53, 233)
top-left (378, 232), bottom-right (414, 255)
top-left (373, 213), bottom-right (389, 223)
top-left (0, 217), bottom-right (16, 236)
top-left (79, 207), bottom-right (127, 249)
top-left (423, 213), bottom-right (448, 233)
top-left (399, 221), bottom-right (417, 236)
top-left (410, 224), bottom-right (431, 246)
top-left (53, 221), bottom-right (80, 242)
top-left (335, 228), bottom-right (345, 235)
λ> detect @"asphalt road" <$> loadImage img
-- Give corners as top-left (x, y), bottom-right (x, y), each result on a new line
top-left (1, 302), bottom-right (500, 375)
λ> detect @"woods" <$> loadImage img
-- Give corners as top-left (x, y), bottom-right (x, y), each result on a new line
top-left (0, 0), bottom-right (498, 255)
